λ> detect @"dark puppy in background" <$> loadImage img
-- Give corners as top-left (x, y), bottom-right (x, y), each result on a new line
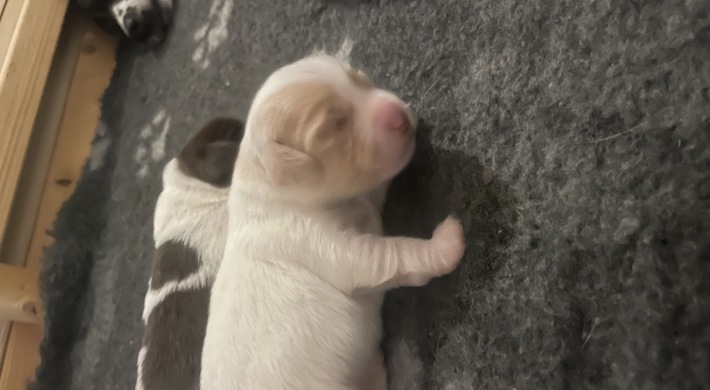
top-left (136, 118), bottom-right (244, 390)
top-left (76, 0), bottom-right (173, 44)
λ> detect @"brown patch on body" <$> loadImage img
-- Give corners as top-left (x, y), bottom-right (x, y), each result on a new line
top-left (150, 241), bottom-right (200, 290)
top-left (140, 288), bottom-right (210, 390)
top-left (177, 117), bottom-right (245, 187)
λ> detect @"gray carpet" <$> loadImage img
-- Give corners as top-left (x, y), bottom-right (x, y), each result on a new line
top-left (31, 0), bottom-right (710, 389)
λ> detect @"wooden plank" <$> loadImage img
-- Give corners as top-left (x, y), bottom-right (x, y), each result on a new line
top-left (0, 322), bottom-right (42, 390)
top-left (0, 0), bottom-right (69, 247)
top-left (0, 10), bottom-right (116, 390)
top-left (0, 263), bottom-right (41, 324)
top-left (23, 19), bottom-right (117, 271)
top-left (0, 9), bottom-right (117, 390)
top-left (0, 0), bottom-right (24, 66)
top-left (0, 9), bottom-right (88, 267)
top-left (0, 0), bottom-right (10, 18)
top-left (0, 0), bottom-right (11, 26)
top-left (0, 320), bottom-right (11, 384)
top-left (0, 321), bottom-right (9, 368)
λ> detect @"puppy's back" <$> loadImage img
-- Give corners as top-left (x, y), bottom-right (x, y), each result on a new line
top-left (203, 238), bottom-right (373, 390)
top-left (201, 199), bottom-right (385, 390)
top-left (136, 118), bottom-right (244, 390)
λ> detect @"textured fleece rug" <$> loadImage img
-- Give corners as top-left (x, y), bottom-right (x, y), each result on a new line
top-left (30, 0), bottom-right (710, 389)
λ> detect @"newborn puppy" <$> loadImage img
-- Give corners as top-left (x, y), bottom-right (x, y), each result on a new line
top-left (201, 54), bottom-right (466, 390)
top-left (136, 118), bottom-right (244, 390)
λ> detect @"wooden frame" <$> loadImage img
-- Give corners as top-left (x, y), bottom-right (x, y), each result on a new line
top-left (0, 0), bottom-right (70, 242)
top-left (0, 2), bottom-right (118, 389)
top-left (0, 264), bottom-right (40, 324)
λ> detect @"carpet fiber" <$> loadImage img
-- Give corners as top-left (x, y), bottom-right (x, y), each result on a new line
top-left (30, 0), bottom-right (710, 389)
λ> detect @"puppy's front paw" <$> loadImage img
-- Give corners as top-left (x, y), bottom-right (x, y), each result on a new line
top-left (430, 216), bottom-right (466, 275)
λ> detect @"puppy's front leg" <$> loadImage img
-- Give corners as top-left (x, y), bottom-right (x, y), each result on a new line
top-left (333, 216), bottom-right (466, 292)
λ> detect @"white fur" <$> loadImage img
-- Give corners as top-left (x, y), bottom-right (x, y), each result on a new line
top-left (203, 192), bottom-right (389, 390)
top-left (201, 55), bottom-right (465, 390)
top-left (152, 159), bottom-right (229, 279)
top-left (135, 347), bottom-right (147, 390)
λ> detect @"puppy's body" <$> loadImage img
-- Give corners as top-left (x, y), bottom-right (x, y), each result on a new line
top-left (202, 55), bottom-right (465, 390)
top-left (206, 192), bottom-right (386, 390)
top-left (136, 118), bottom-right (244, 390)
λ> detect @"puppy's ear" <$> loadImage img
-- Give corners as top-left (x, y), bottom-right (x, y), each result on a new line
top-left (178, 118), bottom-right (245, 187)
top-left (263, 141), bottom-right (322, 187)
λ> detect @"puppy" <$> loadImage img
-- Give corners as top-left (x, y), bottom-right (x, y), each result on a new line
top-left (136, 118), bottom-right (244, 390)
top-left (76, 0), bottom-right (172, 44)
top-left (201, 54), bottom-right (466, 390)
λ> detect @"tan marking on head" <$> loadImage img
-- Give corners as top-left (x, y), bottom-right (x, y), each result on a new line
top-left (248, 80), bottom-right (376, 196)
top-left (346, 67), bottom-right (374, 90)
top-left (237, 54), bottom-right (417, 202)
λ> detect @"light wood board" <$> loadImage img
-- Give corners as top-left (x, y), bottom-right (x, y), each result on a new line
top-left (0, 8), bottom-right (89, 267)
top-left (0, 321), bottom-right (9, 370)
top-left (0, 6), bottom-right (117, 390)
top-left (0, 264), bottom-right (40, 324)
top-left (23, 17), bottom-right (117, 271)
top-left (0, 0), bottom-right (24, 66)
top-left (0, 323), bottom-right (42, 390)
top-left (0, 0), bottom-right (70, 246)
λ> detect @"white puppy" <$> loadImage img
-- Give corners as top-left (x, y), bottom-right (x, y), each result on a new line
top-left (137, 118), bottom-right (244, 390)
top-left (201, 54), bottom-right (466, 390)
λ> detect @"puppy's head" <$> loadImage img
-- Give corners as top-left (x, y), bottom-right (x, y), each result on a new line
top-left (240, 54), bottom-right (417, 202)
top-left (166, 117), bottom-right (245, 189)
top-left (107, 0), bottom-right (173, 44)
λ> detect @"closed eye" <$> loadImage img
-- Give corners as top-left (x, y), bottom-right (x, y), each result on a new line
top-left (327, 104), bottom-right (353, 133)
top-left (334, 114), bottom-right (349, 130)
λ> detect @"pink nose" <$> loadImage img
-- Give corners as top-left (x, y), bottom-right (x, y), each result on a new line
top-left (377, 101), bottom-right (411, 133)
